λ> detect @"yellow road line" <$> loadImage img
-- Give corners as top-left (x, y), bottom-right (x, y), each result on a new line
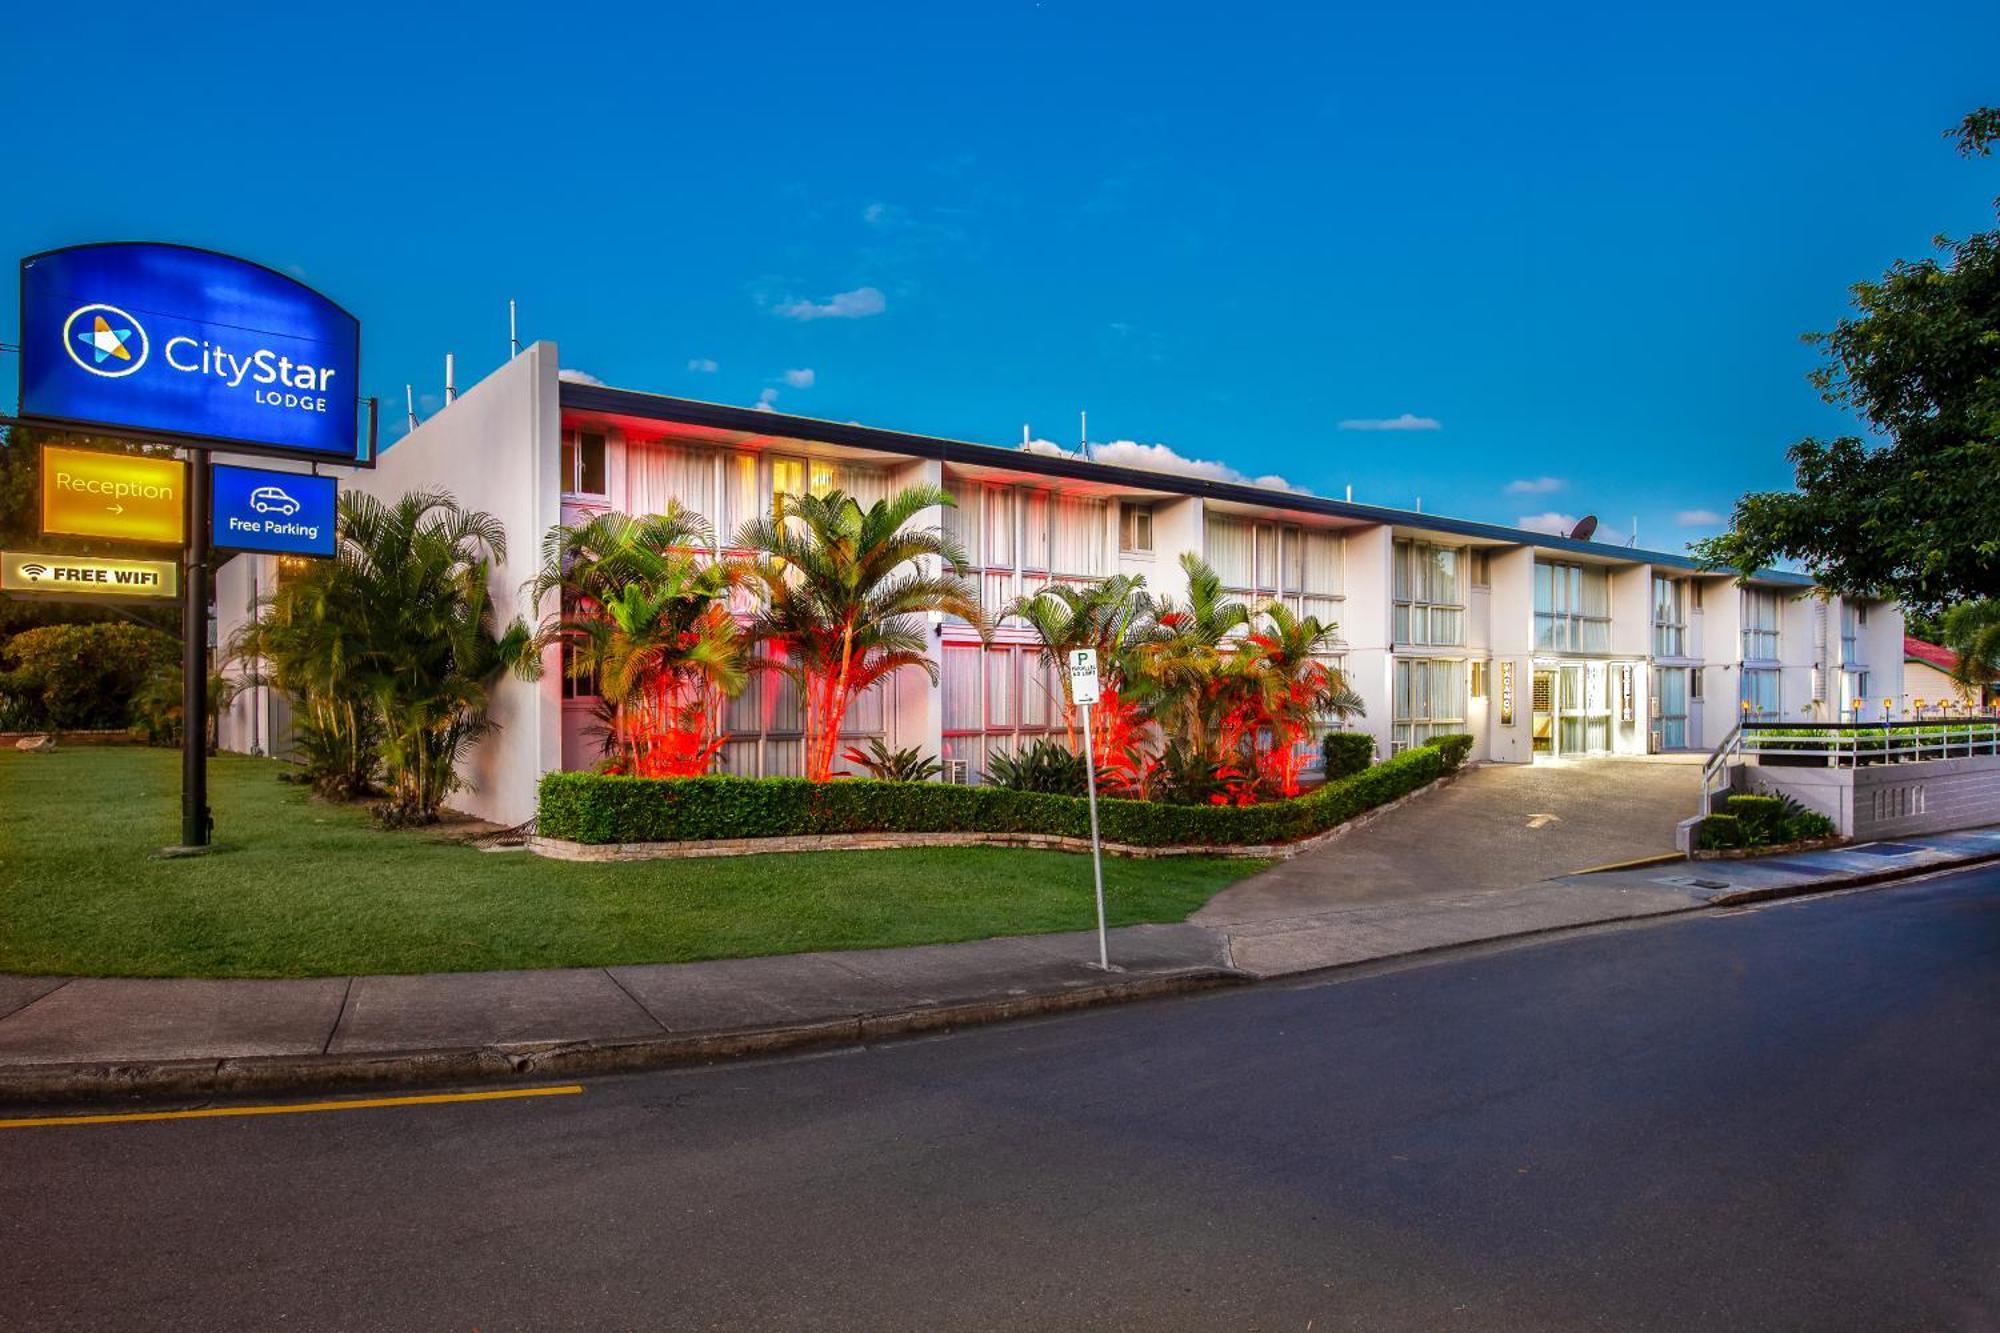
top-left (0, 1084), bottom-right (583, 1130)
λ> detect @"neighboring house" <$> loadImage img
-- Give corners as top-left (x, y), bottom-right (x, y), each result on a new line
top-left (1904, 636), bottom-right (1996, 709)
top-left (212, 344), bottom-right (1906, 826)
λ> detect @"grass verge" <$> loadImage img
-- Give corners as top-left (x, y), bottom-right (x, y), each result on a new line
top-left (0, 749), bottom-right (1263, 979)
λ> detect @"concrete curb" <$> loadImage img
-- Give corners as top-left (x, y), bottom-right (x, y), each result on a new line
top-left (0, 967), bottom-right (1247, 1106)
top-left (1704, 847), bottom-right (2000, 908)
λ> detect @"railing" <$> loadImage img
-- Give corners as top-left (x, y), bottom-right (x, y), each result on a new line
top-left (1699, 718), bottom-right (2000, 817)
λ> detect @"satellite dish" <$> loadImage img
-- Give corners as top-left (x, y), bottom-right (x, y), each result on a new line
top-left (1568, 515), bottom-right (1599, 541)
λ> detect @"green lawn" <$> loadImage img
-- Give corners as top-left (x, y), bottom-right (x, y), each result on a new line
top-left (0, 748), bottom-right (1262, 979)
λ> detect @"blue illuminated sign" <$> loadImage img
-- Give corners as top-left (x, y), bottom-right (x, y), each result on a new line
top-left (19, 243), bottom-right (361, 460)
top-left (211, 464), bottom-right (338, 557)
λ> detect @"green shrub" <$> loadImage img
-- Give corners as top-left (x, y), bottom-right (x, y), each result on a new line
top-left (841, 738), bottom-right (943, 783)
top-left (1321, 731), bottom-right (1375, 779)
top-left (987, 737), bottom-right (1093, 795)
top-left (540, 737), bottom-right (1457, 848)
top-left (1698, 813), bottom-right (1745, 850)
top-left (0, 623), bottom-right (179, 732)
top-left (1701, 793), bottom-right (1835, 850)
top-left (1429, 733), bottom-right (1475, 774)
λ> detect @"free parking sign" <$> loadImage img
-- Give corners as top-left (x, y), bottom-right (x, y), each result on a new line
top-left (210, 463), bottom-right (337, 557)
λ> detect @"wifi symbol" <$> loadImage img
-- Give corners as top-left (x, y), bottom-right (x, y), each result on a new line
top-left (18, 563), bottom-right (49, 580)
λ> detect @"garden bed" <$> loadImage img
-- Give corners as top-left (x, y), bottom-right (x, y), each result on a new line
top-left (537, 735), bottom-right (1474, 855)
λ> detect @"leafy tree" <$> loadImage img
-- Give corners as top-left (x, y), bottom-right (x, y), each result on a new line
top-left (1005, 573), bottom-right (1157, 755)
top-left (736, 485), bottom-right (987, 783)
top-left (1224, 602), bottom-right (1366, 798)
top-left (1942, 598), bottom-right (2000, 701)
top-left (1694, 107), bottom-right (2000, 619)
top-left (1126, 553), bottom-right (1251, 778)
top-left (526, 506), bottom-right (748, 777)
top-left (0, 622), bottom-right (178, 731)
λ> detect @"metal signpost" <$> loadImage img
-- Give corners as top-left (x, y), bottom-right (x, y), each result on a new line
top-left (1068, 648), bottom-right (1111, 970)
top-left (7, 242), bottom-right (367, 850)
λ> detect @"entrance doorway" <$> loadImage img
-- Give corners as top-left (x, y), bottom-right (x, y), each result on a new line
top-left (1532, 661), bottom-right (1630, 757)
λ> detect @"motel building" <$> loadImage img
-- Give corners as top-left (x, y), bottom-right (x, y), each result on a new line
top-left (215, 343), bottom-right (1906, 828)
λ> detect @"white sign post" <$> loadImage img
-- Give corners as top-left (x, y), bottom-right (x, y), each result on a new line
top-left (1068, 649), bottom-right (1111, 970)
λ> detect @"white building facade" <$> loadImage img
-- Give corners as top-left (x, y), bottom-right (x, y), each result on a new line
top-left (214, 345), bottom-right (1905, 826)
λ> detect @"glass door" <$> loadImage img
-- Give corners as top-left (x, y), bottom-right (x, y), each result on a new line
top-left (1651, 667), bottom-right (1688, 751)
top-left (1532, 670), bottom-right (1556, 754)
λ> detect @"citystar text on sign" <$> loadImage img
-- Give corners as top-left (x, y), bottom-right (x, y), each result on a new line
top-left (163, 337), bottom-right (339, 412)
top-left (1, 551), bottom-right (179, 600)
top-left (41, 446), bottom-right (187, 545)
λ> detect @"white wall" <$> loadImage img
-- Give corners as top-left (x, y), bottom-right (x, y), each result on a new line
top-left (355, 342), bottom-right (562, 826)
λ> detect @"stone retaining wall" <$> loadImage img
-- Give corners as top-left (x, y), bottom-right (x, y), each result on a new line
top-left (1732, 753), bottom-right (2000, 840)
top-left (531, 766), bottom-right (1468, 863)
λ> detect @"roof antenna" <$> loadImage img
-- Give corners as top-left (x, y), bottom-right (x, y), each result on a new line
top-left (1080, 409), bottom-right (1089, 461)
top-left (1345, 483), bottom-right (1353, 502)
top-left (1022, 423), bottom-right (1030, 447)
top-left (1415, 495), bottom-right (1422, 513)
top-left (405, 384), bottom-right (419, 434)
top-left (445, 353), bottom-right (457, 405)
top-left (1630, 515), bottom-right (1639, 548)
top-left (509, 300), bottom-right (520, 358)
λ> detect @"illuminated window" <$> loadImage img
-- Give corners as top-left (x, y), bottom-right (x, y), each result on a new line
top-left (561, 430), bottom-right (607, 497)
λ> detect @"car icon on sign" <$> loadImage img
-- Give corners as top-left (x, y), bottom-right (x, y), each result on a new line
top-left (249, 486), bottom-right (301, 516)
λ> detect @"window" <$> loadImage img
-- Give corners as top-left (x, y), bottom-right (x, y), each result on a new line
top-left (1393, 658), bottom-right (1467, 751)
top-left (562, 430), bottom-right (607, 497)
top-left (1690, 580), bottom-right (1704, 612)
top-left (941, 643), bottom-right (1064, 783)
top-left (1204, 515), bottom-right (1326, 620)
top-left (1741, 667), bottom-right (1781, 719)
top-left (1652, 576), bottom-right (1686, 658)
top-left (560, 639), bottom-right (598, 699)
top-left (1534, 560), bottom-right (1611, 653)
top-left (1690, 667), bottom-right (1704, 700)
top-left (1741, 589), bottom-right (1781, 661)
top-left (1119, 502), bottom-right (1154, 554)
top-left (1652, 667), bottom-right (1688, 750)
top-left (1393, 539), bottom-right (1464, 647)
top-left (1469, 549), bottom-right (1491, 587)
top-left (1840, 603), bottom-right (1862, 666)
top-left (626, 440), bottom-right (712, 521)
top-left (1470, 660), bottom-right (1488, 699)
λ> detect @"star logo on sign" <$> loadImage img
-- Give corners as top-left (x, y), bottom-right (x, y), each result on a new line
top-left (75, 314), bottom-right (135, 364)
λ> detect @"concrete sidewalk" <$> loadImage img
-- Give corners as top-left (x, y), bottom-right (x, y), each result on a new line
top-left (5, 827), bottom-right (1998, 1104)
top-left (0, 924), bottom-right (1236, 1103)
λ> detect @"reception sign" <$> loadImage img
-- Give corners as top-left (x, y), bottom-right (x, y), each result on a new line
top-left (1, 551), bottom-right (178, 601)
top-left (19, 243), bottom-right (361, 460)
top-left (40, 445), bottom-right (186, 544)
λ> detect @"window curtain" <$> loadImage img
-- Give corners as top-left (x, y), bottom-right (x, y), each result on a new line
top-left (942, 647), bottom-right (983, 731)
top-left (626, 442), bottom-right (713, 522)
top-left (1048, 495), bottom-right (1106, 575)
top-left (1206, 516), bottom-right (1254, 587)
top-left (1304, 530), bottom-right (1341, 595)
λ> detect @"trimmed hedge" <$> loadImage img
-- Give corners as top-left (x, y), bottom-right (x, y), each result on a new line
top-left (1322, 731), bottom-right (1375, 780)
top-left (541, 736), bottom-right (1472, 849)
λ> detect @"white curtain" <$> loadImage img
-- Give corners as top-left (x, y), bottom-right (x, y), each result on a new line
top-left (1206, 516), bottom-right (1254, 587)
top-left (1304, 530), bottom-right (1341, 595)
top-left (1048, 495), bottom-right (1106, 575)
top-left (627, 442), bottom-right (713, 523)
top-left (942, 647), bottom-right (983, 731)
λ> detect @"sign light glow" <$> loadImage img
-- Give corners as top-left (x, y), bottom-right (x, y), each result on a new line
top-left (2, 551), bottom-right (178, 600)
top-left (41, 446), bottom-right (186, 544)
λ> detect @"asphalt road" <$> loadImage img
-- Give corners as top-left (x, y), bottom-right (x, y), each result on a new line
top-left (6, 868), bottom-right (2000, 1332)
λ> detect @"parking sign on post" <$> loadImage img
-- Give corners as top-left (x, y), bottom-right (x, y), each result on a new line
top-left (1068, 649), bottom-right (1110, 969)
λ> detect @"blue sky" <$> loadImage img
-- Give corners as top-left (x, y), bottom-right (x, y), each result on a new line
top-left (2, 1), bottom-right (1994, 551)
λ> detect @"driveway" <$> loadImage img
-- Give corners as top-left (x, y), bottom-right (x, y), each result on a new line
top-left (1197, 756), bottom-right (1702, 925)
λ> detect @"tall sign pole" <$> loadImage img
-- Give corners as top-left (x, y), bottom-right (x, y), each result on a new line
top-left (1068, 649), bottom-right (1110, 970)
top-left (180, 448), bottom-right (211, 848)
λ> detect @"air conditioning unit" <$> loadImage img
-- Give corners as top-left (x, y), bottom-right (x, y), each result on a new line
top-left (943, 759), bottom-right (971, 785)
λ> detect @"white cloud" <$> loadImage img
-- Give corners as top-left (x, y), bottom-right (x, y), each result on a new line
top-left (782, 368), bottom-right (816, 389)
top-left (1505, 476), bottom-right (1566, 495)
top-left (687, 357), bottom-right (718, 373)
top-left (1676, 508), bottom-right (1725, 526)
top-left (774, 286), bottom-right (886, 321)
top-left (557, 368), bottom-right (604, 386)
top-left (752, 387), bottom-right (780, 412)
top-left (1338, 413), bottom-right (1441, 432)
top-left (1517, 511), bottom-right (1581, 536)
top-left (862, 202), bottom-right (890, 224)
top-left (1090, 439), bottom-right (1303, 493)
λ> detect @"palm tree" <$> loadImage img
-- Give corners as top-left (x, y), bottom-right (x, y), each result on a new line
top-left (1226, 601), bottom-right (1366, 797)
top-left (736, 484), bottom-right (987, 782)
top-left (1943, 599), bottom-right (2000, 707)
top-left (1127, 553), bottom-right (1250, 768)
top-left (337, 490), bottom-right (536, 823)
top-left (1005, 574), bottom-right (1156, 751)
top-left (526, 507), bottom-right (748, 776)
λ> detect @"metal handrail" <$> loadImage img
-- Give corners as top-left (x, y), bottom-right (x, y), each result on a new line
top-left (1699, 719), bottom-right (2000, 818)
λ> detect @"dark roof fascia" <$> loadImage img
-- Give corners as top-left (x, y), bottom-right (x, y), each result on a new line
top-left (560, 383), bottom-right (1815, 587)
